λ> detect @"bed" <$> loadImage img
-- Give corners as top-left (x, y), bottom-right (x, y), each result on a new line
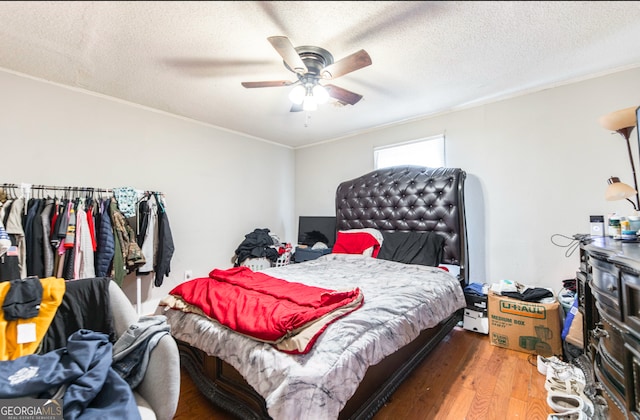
top-left (161, 165), bottom-right (469, 420)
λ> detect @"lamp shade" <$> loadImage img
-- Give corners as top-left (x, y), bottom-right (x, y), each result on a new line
top-left (302, 95), bottom-right (318, 111)
top-left (288, 85), bottom-right (306, 105)
top-left (598, 106), bottom-right (637, 131)
top-left (605, 176), bottom-right (637, 201)
top-left (312, 85), bottom-right (329, 104)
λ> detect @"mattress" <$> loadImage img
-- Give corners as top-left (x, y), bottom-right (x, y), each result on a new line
top-left (161, 253), bottom-right (465, 419)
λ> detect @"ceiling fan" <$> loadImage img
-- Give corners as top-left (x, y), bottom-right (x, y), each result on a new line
top-left (241, 36), bottom-right (372, 112)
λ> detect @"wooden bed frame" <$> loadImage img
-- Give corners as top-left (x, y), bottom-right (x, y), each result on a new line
top-left (177, 166), bottom-right (469, 419)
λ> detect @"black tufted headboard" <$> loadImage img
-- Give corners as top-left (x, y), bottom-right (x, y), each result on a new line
top-left (335, 165), bottom-right (468, 285)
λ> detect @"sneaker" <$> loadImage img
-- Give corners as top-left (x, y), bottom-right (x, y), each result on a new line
top-left (538, 355), bottom-right (584, 379)
top-left (547, 392), bottom-right (595, 418)
top-left (547, 410), bottom-right (587, 420)
top-left (547, 393), bottom-right (584, 412)
top-left (538, 355), bottom-right (563, 376)
top-left (538, 355), bottom-right (586, 386)
top-left (545, 377), bottom-right (583, 395)
top-left (546, 364), bottom-right (586, 389)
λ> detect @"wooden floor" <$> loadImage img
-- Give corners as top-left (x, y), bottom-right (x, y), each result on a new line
top-left (173, 326), bottom-right (552, 420)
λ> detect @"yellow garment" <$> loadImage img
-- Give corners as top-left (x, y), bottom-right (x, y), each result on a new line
top-left (0, 277), bottom-right (66, 360)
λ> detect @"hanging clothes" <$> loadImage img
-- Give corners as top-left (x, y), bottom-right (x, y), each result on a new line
top-left (51, 199), bottom-right (69, 278)
top-left (40, 199), bottom-right (55, 278)
top-left (63, 201), bottom-right (77, 250)
top-left (86, 199), bottom-right (97, 252)
top-left (4, 197), bottom-right (26, 279)
top-left (154, 194), bottom-right (174, 287)
top-left (73, 200), bottom-right (96, 280)
top-left (95, 198), bottom-right (115, 278)
top-left (53, 198), bottom-right (68, 249)
top-left (137, 194), bottom-right (157, 275)
top-left (112, 187), bottom-right (139, 218)
top-left (0, 222), bottom-right (10, 257)
top-left (110, 197), bottom-right (145, 286)
top-left (24, 198), bottom-right (44, 277)
top-left (0, 184), bottom-right (170, 287)
top-left (0, 200), bottom-right (20, 282)
top-left (109, 198), bottom-right (126, 287)
top-left (61, 201), bottom-right (76, 281)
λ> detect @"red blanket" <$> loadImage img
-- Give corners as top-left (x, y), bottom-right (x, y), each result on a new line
top-left (168, 266), bottom-right (363, 353)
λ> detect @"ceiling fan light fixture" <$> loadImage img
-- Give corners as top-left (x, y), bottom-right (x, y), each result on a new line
top-left (312, 84), bottom-right (329, 104)
top-left (302, 95), bottom-right (318, 111)
top-left (288, 85), bottom-right (305, 105)
top-left (243, 36), bottom-right (370, 112)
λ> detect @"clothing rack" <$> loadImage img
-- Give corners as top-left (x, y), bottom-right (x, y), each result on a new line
top-left (2, 183), bottom-right (113, 191)
top-left (0, 182), bottom-right (168, 317)
top-left (0, 183), bottom-right (164, 199)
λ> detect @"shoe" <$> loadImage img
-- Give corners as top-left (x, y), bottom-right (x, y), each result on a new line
top-left (537, 355), bottom-right (584, 380)
top-left (547, 410), bottom-right (587, 420)
top-left (548, 363), bottom-right (586, 386)
top-left (546, 383), bottom-right (594, 417)
top-left (545, 374), bottom-right (585, 395)
top-left (547, 393), bottom-right (584, 412)
top-left (538, 355), bottom-right (563, 376)
top-left (546, 392), bottom-right (595, 418)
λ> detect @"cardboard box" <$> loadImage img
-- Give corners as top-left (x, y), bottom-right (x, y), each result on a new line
top-left (463, 308), bottom-right (489, 334)
top-left (488, 292), bottom-right (563, 357)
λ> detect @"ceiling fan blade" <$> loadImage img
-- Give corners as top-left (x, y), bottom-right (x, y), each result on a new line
top-left (325, 84), bottom-right (363, 105)
top-left (267, 36), bottom-right (308, 74)
top-left (321, 50), bottom-right (372, 79)
top-left (241, 80), bottom-right (295, 88)
top-left (290, 103), bottom-right (303, 112)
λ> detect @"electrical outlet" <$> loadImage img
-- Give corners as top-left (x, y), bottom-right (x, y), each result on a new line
top-left (184, 270), bottom-right (193, 281)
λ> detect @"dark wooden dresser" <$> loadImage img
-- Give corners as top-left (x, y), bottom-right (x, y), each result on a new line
top-left (578, 236), bottom-right (640, 419)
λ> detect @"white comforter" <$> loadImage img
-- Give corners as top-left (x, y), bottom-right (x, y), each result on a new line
top-left (162, 253), bottom-right (465, 420)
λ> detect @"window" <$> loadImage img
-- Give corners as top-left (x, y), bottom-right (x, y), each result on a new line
top-left (374, 135), bottom-right (445, 169)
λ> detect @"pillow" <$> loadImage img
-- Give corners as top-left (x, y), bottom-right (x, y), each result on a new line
top-left (332, 229), bottom-right (383, 257)
top-left (336, 228), bottom-right (383, 245)
top-left (438, 264), bottom-right (460, 277)
top-left (376, 231), bottom-right (445, 266)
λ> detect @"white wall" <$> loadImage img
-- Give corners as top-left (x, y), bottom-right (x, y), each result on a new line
top-left (295, 67), bottom-right (640, 293)
top-left (0, 70), bottom-right (295, 314)
top-left (3, 65), bottom-right (639, 309)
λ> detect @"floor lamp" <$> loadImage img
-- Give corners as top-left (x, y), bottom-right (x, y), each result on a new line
top-left (599, 105), bottom-right (640, 212)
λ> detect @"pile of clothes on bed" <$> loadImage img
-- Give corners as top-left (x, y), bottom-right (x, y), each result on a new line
top-left (232, 228), bottom-right (286, 267)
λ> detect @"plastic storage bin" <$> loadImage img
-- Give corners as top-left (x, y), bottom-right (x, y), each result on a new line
top-left (242, 250), bottom-right (292, 271)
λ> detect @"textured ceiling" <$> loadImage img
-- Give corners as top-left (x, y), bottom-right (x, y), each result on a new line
top-left (1, 1), bottom-right (640, 148)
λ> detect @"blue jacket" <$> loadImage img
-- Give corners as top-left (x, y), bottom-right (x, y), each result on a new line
top-left (95, 198), bottom-right (115, 277)
top-left (0, 329), bottom-right (140, 420)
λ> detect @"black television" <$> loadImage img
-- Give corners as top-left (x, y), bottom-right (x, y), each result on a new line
top-left (297, 216), bottom-right (337, 247)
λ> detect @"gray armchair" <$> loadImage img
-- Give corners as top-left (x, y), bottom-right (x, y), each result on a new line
top-left (108, 280), bottom-right (180, 420)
